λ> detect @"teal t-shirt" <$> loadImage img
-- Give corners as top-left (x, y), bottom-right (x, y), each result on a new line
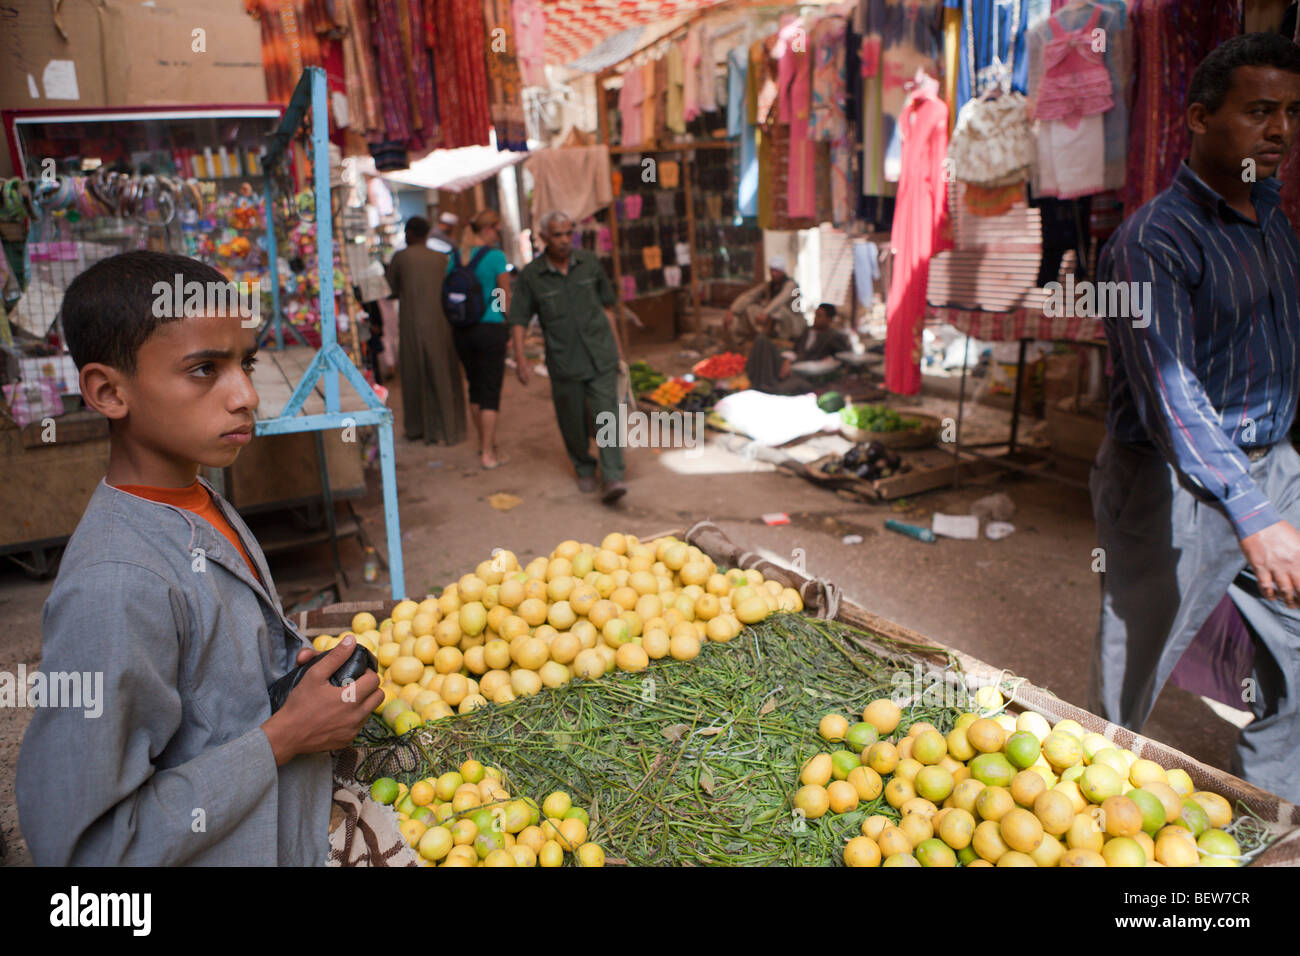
top-left (447, 246), bottom-right (509, 324)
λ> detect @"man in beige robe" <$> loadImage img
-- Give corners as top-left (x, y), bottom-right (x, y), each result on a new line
top-left (385, 217), bottom-right (467, 445)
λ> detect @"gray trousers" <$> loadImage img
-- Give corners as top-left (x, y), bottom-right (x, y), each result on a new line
top-left (1089, 436), bottom-right (1300, 803)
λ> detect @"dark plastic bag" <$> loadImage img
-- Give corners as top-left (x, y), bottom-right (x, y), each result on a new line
top-left (268, 644), bottom-right (378, 714)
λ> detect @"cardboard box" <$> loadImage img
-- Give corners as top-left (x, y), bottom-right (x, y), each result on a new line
top-left (1, 0), bottom-right (265, 176)
top-left (0, 0), bottom-right (108, 115)
top-left (100, 2), bottom-right (266, 107)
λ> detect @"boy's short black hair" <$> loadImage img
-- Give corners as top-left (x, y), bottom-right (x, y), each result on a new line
top-left (1189, 32), bottom-right (1300, 114)
top-left (405, 216), bottom-right (431, 242)
top-left (61, 250), bottom-right (233, 374)
top-left (816, 303), bottom-right (837, 319)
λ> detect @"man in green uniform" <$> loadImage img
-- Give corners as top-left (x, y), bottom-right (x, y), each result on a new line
top-left (508, 211), bottom-right (627, 503)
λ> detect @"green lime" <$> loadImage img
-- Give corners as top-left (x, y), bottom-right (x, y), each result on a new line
top-left (1060, 765), bottom-right (1086, 784)
top-left (969, 752), bottom-right (1014, 789)
top-left (915, 838), bottom-right (958, 867)
top-left (1197, 828), bottom-right (1241, 866)
top-left (957, 845), bottom-right (979, 866)
top-left (915, 765), bottom-right (955, 803)
top-left (469, 807), bottom-right (497, 834)
top-left (1079, 764), bottom-right (1123, 804)
top-left (830, 750), bottom-right (861, 780)
top-left (472, 828), bottom-right (505, 860)
top-left (1127, 788), bottom-right (1167, 835)
top-left (522, 796), bottom-right (541, 825)
top-left (882, 853), bottom-right (921, 867)
top-left (845, 722), bottom-right (880, 752)
top-left (1004, 731), bottom-right (1041, 770)
top-left (395, 793), bottom-right (417, 816)
top-left (410, 806), bottom-right (435, 826)
top-left (564, 806), bottom-right (590, 827)
top-left (1175, 799), bottom-right (1210, 838)
top-left (369, 777), bottom-right (400, 805)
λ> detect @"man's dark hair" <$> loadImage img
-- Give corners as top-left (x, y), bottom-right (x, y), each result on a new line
top-left (1189, 32), bottom-right (1300, 114)
top-left (405, 216), bottom-right (430, 242)
top-left (60, 250), bottom-right (232, 374)
top-left (816, 302), bottom-right (837, 319)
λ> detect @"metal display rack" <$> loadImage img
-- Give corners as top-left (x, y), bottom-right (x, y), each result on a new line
top-left (256, 67), bottom-right (405, 599)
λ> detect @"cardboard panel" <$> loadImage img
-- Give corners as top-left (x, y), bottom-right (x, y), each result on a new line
top-left (0, 0), bottom-right (108, 113)
top-left (100, 2), bottom-right (266, 106)
top-left (0, 428), bottom-right (109, 550)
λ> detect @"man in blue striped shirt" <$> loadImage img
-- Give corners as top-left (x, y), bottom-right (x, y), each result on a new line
top-left (1091, 33), bottom-right (1300, 802)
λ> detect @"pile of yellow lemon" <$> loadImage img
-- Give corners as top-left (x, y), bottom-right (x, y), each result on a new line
top-left (369, 760), bottom-right (605, 867)
top-left (794, 693), bottom-right (1247, 867)
top-left (312, 533), bottom-right (802, 732)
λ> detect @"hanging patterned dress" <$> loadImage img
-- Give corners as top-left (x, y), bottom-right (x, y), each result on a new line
top-left (482, 0), bottom-right (527, 149)
top-left (245, 0), bottom-right (324, 105)
top-left (884, 88), bottom-right (952, 395)
top-left (810, 16), bottom-right (852, 227)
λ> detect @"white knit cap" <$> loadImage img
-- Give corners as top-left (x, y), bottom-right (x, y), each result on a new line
top-left (769, 255), bottom-right (788, 272)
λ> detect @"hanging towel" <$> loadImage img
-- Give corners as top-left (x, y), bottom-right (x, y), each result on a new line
top-left (526, 146), bottom-right (614, 225)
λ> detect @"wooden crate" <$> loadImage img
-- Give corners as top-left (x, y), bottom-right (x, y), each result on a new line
top-left (227, 344), bottom-right (371, 510)
top-left (674, 521), bottom-right (1300, 864)
top-left (0, 426), bottom-right (110, 553)
top-left (802, 445), bottom-right (1000, 501)
top-left (226, 429), bottom-right (366, 511)
top-left (297, 599), bottom-right (398, 637)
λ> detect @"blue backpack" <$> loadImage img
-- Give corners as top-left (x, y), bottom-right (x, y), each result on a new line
top-left (443, 246), bottom-right (491, 329)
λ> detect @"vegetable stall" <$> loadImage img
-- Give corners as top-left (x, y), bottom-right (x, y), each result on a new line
top-left (301, 524), bottom-right (1300, 868)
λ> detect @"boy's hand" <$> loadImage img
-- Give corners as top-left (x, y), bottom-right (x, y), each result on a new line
top-left (262, 635), bottom-right (383, 767)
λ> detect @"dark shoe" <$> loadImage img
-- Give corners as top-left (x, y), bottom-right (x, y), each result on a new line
top-left (577, 475), bottom-right (598, 493)
top-left (601, 480), bottom-right (627, 504)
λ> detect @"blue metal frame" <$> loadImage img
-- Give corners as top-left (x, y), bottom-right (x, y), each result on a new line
top-left (254, 67), bottom-right (406, 599)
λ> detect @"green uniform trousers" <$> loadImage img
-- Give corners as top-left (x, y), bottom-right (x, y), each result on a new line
top-left (549, 369), bottom-right (625, 482)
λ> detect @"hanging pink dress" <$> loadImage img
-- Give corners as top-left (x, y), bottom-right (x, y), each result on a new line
top-left (777, 17), bottom-right (816, 220)
top-left (1034, 4), bottom-right (1113, 126)
top-left (885, 88), bottom-right (952, 396)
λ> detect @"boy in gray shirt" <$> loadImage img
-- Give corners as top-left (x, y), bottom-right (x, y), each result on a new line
top-left (16, 251), bottom-right (382, 864)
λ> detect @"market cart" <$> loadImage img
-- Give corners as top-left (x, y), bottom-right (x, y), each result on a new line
top-left (301, 522), bottom-right (1300, 867)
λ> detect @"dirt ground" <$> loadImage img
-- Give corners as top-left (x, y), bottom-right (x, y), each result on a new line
top-left (0, 340), bottom-right (1245, 866)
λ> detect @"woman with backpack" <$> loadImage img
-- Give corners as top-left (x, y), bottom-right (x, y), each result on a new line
top-left (445, 208), bottom-right (513, 469)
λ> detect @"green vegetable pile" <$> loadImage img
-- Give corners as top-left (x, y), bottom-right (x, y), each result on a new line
top-left (629, 361), bottom-right (666, 395)
top-left (355, 612), bottom-right (968, 866)
top-left (840, 403), bottom-right (920, 433)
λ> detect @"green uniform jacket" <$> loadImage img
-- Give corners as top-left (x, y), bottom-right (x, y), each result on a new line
top-left (506, 248), bottom-right (618, 381)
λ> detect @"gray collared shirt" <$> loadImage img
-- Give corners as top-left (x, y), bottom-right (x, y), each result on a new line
top-left (16, 479), bottom-right (332, 865)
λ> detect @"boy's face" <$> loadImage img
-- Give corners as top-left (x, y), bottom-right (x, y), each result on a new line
top-left (85, 313), bottom-right (260, 473)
